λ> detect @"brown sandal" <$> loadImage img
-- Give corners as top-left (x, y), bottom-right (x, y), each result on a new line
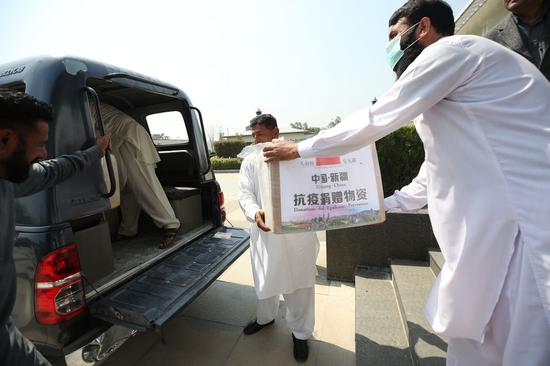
top-left (159, 228), bottom-right (179, 249)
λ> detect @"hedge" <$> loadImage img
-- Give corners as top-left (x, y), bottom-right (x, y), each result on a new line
top-left (376, 124), bottom-right (424, 197)
top-left (214, 140), bottom-right (247, 158)
top-left (211, 157), bottom-right (242, 170)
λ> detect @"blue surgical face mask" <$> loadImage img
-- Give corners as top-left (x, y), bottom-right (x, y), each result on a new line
top-left (386, 22), bottom-right (421, 71)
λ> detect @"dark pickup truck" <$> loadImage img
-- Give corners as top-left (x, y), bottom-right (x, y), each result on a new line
top-left (0, 56), bottom-right (249, 364)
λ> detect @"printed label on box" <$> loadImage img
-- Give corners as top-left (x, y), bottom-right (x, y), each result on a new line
top-left (267, 144), bottom-right (385, 234)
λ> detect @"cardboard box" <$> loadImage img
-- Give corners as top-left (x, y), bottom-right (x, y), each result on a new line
top-left (261, 144), bottom-right (385, 234)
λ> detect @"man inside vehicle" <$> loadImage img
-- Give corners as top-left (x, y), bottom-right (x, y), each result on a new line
top-left (95, 102), bottom-right (181, 249)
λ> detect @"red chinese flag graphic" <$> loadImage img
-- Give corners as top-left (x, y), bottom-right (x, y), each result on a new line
top-left (315, 156), bottom-right (341, 166)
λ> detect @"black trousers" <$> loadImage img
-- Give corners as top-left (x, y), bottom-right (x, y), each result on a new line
top-left (0, 317), bottom-right (51, 366)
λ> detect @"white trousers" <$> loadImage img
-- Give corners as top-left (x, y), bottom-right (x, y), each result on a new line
top-left (446, 235), bottom-right (550, 366)
top-left (116, 143), bottom-right (180, 236)
top-left (256, 287), bottom-right (315, 340)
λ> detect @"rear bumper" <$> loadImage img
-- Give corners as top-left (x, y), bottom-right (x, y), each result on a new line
top-left (65, 325), bottom-right (136, 365)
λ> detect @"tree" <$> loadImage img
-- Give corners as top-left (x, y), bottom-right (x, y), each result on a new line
top-left (327, 116), bottom-right (341, 128)
top-left (290, 122), bottom-right (321, 134)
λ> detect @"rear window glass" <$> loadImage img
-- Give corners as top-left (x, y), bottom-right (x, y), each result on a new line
top-left (146, 111), bottom-right (189, 146)
top-left (0, 82), bottom-right (26, 92)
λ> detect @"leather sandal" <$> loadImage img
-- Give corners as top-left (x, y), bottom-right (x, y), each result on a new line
top-left (159, 228), bottom-right (179, 249)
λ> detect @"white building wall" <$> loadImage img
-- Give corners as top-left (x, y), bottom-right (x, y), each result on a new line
top-left (455, 0), bottom-right (508, 36)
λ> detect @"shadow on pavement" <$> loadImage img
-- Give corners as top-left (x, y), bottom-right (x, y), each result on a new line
top-left (91, 276), bottom-right (353, 366)
top-left (355, 321), bottom-right (447, 366)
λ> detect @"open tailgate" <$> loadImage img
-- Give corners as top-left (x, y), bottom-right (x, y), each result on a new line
top-left (90, 226), bottom-right (249, 330)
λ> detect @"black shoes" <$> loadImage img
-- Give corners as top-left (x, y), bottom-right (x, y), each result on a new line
top-left (292, 334), bottom-right (309, 363)
top-left (244, 320), bottom-right (309, 362)
top-left (243, 319), bottom-right (275, 335)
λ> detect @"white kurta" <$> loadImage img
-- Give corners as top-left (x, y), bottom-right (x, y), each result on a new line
top-left (298, 35), bottom-right (550, 342)
top-left (446, 233), bottom-right (550, 365)
top-left (238, 153), bottom-right (320, 300)
top-left (98, 103), bottom-right (160, 166)
top-left (96, 103), bottom-right (179, 234)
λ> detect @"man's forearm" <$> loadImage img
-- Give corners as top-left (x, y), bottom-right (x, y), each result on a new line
top-left (15, 146), bottom-right (104, 197)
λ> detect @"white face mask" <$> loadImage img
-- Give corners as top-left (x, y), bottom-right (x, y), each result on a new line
top-left (386, 22), bottom-right (421, 71)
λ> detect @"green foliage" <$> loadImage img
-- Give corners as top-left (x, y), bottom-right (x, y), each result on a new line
top-left (327, 116), bottom-right (341, 128)
top-left (376, 124), bottom-right (424, 197)
top-left (211, 157), bottom-right (242, 170)
top-left (213, 140), bottom-right (246, 158)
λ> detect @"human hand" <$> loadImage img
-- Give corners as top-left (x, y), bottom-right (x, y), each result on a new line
top-left (263, 139), bottom-right (300, 163)
top-left (255, 210), bottom-right (271, 232)
top-left (96, 135), bottom-right (111, 153)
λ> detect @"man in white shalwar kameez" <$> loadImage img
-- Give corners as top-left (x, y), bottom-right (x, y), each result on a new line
top-left (386, 0), bottom-right (550, 214)
top-left (238, 114), bottom-right (319, 363)
top-left (96, 103), bottom-right (180, 248)
top-left (263, 1), bottom-right (550, 365)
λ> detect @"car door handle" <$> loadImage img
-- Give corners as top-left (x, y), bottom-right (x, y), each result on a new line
top-left (83, 86), bottom-right (117, 198)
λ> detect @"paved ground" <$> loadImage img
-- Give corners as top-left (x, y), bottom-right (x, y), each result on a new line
top-left (72, 172), bottom-right (356, 366)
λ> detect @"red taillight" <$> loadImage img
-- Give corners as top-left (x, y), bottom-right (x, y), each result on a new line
top-left (35, 243), bottom-right (86, 324)
top-left (218, 189), bottom-right (226, 224)
top-left (218, 190), bottom-right (225, 209)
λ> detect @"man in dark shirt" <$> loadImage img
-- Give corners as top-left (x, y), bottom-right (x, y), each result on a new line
top-left (0, 89), bottom-right (110, 365)
top-left (486, 0), bottom-right (550, 80)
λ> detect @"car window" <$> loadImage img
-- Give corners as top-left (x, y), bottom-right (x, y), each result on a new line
top-left (146, 111), bottom-right (189, 146)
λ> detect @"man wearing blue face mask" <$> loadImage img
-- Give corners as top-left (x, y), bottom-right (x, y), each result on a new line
top-left (385, 0), bottom-right (550, 215)
top-left (264, 0), bottom-right (550, 364)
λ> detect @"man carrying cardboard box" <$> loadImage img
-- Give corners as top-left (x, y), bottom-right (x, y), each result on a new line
top-left (263, 1), bottom-right (550, 364)
top-left (237, 114), bottom-right (319, 363)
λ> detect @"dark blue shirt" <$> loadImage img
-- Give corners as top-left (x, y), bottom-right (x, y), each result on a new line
top-left (0, 146), bottom-right (103, 327)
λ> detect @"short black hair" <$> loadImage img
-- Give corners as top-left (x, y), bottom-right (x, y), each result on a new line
top-left (0, 88), bottom-right (53, 130)
top-left (389, 0), bottom-right (455, 36)
top-left (249, 114), bottom-right (277, 130)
